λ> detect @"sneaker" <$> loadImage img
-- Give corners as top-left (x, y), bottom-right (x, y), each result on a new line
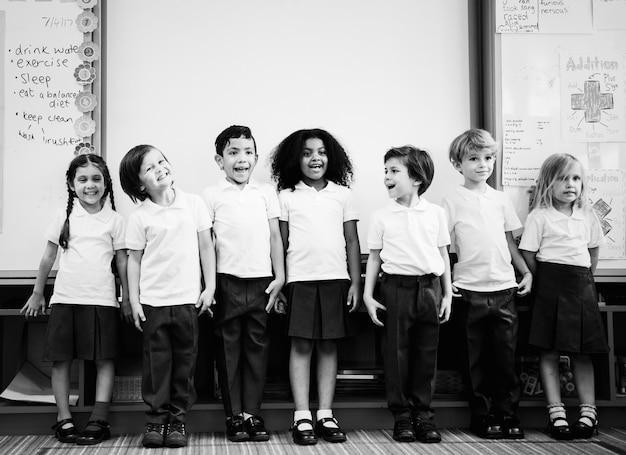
top-left (165, 422), bottom-right (188, 448)
top-left (142, 423), bottom-right (166, 448)
top-left (413, 419), bottom-right (441, 443)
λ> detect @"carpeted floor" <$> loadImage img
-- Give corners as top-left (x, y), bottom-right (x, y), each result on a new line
top-left (2, 428), bottom-right (626, 455)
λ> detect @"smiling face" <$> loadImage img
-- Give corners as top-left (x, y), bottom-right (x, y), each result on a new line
top-left (215, 136), bottom-right (257, 186)
top-left (552, 161), bottom-right (583, 210)
top-left (300, 138), bottom-right (328, 185)
top-left (384, 157), bottom-right (420, 205)
top-left (138, 148), bottom-right (173, 197)
top-left (454, 149), bottom-right (495, 188)
top-left (70, 163), bottom-right (105, 213)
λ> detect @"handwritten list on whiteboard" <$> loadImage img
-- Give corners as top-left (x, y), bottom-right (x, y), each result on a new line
top-left (502, 115), bottom-right (556, 186)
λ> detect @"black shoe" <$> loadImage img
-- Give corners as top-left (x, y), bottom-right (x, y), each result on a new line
top-left (315, 417), bottom-right (347, 443)
top-left (226, 416), bottom-right (249, 442)
top-left (546, 417), bottom-right (573, 440)
top-left (165, 422), bottom-right (187, 448)
top-left (502, 416), bottom-right (524, 440)
top-left (413, 419), bottom-right (441, 443)
top-left (142, 423), bottom-right (166, 448)
top-left (572, 418), bottom-right (598, 439)
top-left (52, 418), bottom-right (78, 443)
top-left (76, 420), bottom-right (111, 445)
top-left (470, 414), bottom-right (503, 439)
top-left (245, 415), bottom-right (270, 441)
top-left (392, 419), bottom-right (416, 442)
top-left (290, 419), bottom-right (317, 445)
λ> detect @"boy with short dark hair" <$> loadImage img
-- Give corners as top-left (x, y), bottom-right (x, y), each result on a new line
top-left (201, 125), bottom-right (285, 442)
top-left (363, 145), bottom-right (452, 444)
top-left (442, 129), bottom-right (532, 439)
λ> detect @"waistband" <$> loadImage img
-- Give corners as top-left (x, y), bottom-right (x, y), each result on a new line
top-left (381, 273), bottom-right (438, 286)
top-left (537, 261), bottom-right (591, 276)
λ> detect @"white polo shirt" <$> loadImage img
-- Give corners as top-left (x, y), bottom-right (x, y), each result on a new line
top-left (202, 178), bottom-right (280, 278)
top-left (519, 206), bottom-right (603, 268)
top-left (279, 181), bottom-right (359, 283)
top-left (125, 188), bottom-right (212, 307)
top-left (47, 202), bottom-right (125, 307)
top-left (368, 198), bottom-right (449, 276)
top-left (442, 185), bottom-right (522, 292)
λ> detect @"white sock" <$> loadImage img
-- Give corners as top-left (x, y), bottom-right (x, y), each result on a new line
top-left (294, 410), bottom-right (313, 430)
top-left (317, 409), bottom-right (338, 428)
top-left (242, 412), bottom-right (252, 420)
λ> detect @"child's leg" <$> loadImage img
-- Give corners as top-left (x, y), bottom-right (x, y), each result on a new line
top-left (315, 339), bottom-right (337, 411)
top-left (540, 349), bottom-right (573, 439)
top-left (51, 360), bottom-right (73, 423)
top-left (76, 359), bottom-right (115, 444)
top-left (289, 337), bottom-right (314, 429)
top-left (571, 354), bottom-right (598, 436)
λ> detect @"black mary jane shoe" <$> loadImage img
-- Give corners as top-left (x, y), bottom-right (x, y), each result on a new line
top-left (572, 418), bottom-right (598, 439)
top-left (290, 419), bottom-right (318, 445)
top-left (315, 417), bottom-right (347, 443)
top-left (76, 420), bottom-right (111, 445)
top-left (52, 418), bottom-right (78, 443)
top-left (226, 416), bottom-right (249, 442)
top-left (547, 417), bottom-right (573, 440)
top-left (245, 415), bottom-right (270, 442)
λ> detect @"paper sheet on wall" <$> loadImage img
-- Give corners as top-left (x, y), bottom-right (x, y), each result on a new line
top-left (538, 0), bottom-right (593, 33)
top-left (502, 116), bottom-right (556, 186)
top-left (588, 169), bottom-right (626, 259)
top-left (496, 0), bottom-right (539, 33)
top-left (0, 361), bottom-right (78, 405)
top-left (593, 0), bottom-right (626, 30)
top-left (560, 52), bottom-right (626, 142)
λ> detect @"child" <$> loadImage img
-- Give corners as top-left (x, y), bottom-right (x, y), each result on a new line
top-left (119, 145), bottom-right (216, 448)
top-left (269, 128), bottom-right (361, 445)
top-left (442, 129), bottom-right (532, 439)
top-left (519, 153), bottom-right (608, 440)
top-left (363, 146), bottom-right (452, 444)
top-left (201, 125), bottom-right (285, 442)
top-left (21, 154), bottom-right (129, 445)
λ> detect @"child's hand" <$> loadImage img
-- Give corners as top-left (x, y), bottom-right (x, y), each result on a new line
top-left (196, 290), bottom-right (215, 317)
top-left (272, 292), bottom-right (288, 315)
top-left (363, 295), bottom-right (385, 327)
top-left (264, 279), bottom-right (285, 313)
top-left (439, 294), bottom-right (452, 323)
top-left (20, 293), bottom-right (47, 318)
top-left (130, 303), bottom-right (146, 332)
top-left (452, 284), bottom-right (461, 298)
top-left (346, 282), bottom-right (360, 313)
top-left (119, 297), bottom-right (133, 325)
top-left (517, 272), bottom-right (532, 297)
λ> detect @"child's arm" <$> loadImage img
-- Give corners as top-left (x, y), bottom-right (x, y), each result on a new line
top-left (196, 228), bottom-right (216, 316)
top-left (520, 250), bottom-right (538, 276)
top-left (362, 249), bottom-right (385, 326)
top-left (127, 249), bottom-right (146, 331)
top-left (438, 246), bottom-right (453, 323)
top-left (115, 249), bottom-right (132, 324)
top-left (344, 220), bottom-right (362, 313)
top-left (20, 241), bottom-right (58, 318)
top-left (506, 231), bottom-right (532, 296)
top-left (265, 218), bottom-right (286, 313)
top-left (589, 246), bottom-right (600, 275)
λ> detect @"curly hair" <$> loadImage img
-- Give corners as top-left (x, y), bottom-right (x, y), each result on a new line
top-left (270, 128), bottom-right (353, 190)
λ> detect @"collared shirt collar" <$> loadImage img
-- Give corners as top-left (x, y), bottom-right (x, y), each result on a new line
top-left (547, 205), bottom-right (585, 221)
top-left (456, 184), bottom-right (496, 201)
top-left (140, 187), bottom-right (186, 215)
top-left (217, 177), bottom-right (261, 191)
top-left (72, 199), bottom-right (114, 222)
top-left (295, 180), bottom-right (338, 192)
top-left (389, 197), bottom-right (430, 212)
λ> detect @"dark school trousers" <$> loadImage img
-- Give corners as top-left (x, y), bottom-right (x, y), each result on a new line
top-left (455, 287), bottom-right (520, 420)
top-left (142, 304), bottom-right (199, 424)
top-left (213, 274), bottom-right (273, 417)
top-left (380, 273), bottom-right (441, 422)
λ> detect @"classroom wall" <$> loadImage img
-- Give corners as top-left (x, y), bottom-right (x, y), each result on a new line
top-left (104, 0), bottom-right (470, 253)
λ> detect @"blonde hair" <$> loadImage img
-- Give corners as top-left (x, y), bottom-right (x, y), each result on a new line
top-left (531, 153), bottom-right (587, 211)
top-left (449, 128), bottom-right (498, 167)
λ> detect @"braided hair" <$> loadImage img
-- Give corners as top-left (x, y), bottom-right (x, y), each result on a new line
top-left (59, 154), bottom-right (116, 250)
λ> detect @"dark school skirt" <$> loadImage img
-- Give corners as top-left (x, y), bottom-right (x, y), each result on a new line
top-left (43, 304), bottom-right (121, 362)
top-left (527, 262), bottom-right (609, 354)
top-left (286, 279), bottom-right (356, 340)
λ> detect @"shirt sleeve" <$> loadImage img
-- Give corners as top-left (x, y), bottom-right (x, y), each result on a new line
top-left (441, 195), bottom-right (455, 235)
top-left (125, 210), bottom-right (147, 251)
top-left (278, 190), bottom-right (289, 222)
top-left (111, 213), bottom-right (126, 251)
top-left (44, 209), bottom-right (64, 245)
top-left (265, 185), bottom-right (281, 220)
top-left (587, 209), bottom-right (604, 248)
top-left (200, 187), bottom-right (216, 222)
top-left (193, 195), bottom-right (212, 232)
top-left (342, 188), bottom-right (359, 222)
top-left (367, 211), bottom-right (384, 250)
top-left (435, 205), bottom-right (451, 247)
top-left (519, 210), bottom-right (542, 252)
top-left (502, 193), bottom-right (523, 232)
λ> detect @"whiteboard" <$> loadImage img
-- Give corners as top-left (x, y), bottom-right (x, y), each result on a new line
top-left (496, 31), bottom-right (626, 272)
top-left (104, 0), bottom-right (470, 255)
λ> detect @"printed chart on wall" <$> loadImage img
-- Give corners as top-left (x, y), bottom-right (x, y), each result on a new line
top-left (496, 0), bottom-right (626, 264)
top-left (0, 0), bottom-right (100, 271)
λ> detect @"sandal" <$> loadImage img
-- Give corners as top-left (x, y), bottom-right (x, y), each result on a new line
top-left (572, 404), bottom-right (598, 439)
top-left (546, 403), bottom-right (572, 440)
top-left (52, 418), bottom-right (78, 443)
